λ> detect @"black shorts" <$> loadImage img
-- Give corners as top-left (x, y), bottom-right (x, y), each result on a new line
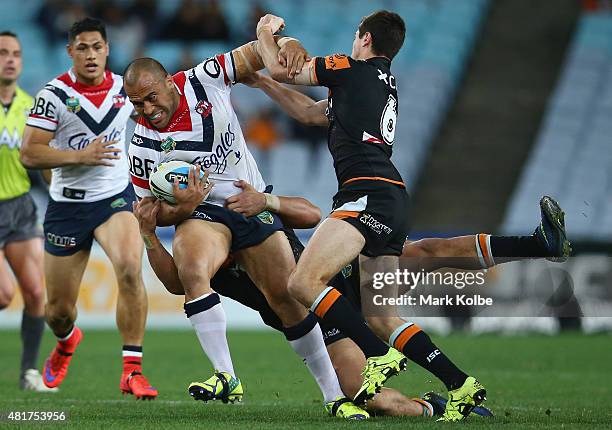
top-left (0, 193), bottom-right (43, 248)
top-left (43, 184), bottom-right (136, 256)
top-left (330, 179), bottom-right (411, 257)
top-left (189, 204), bottom-right (283, 252)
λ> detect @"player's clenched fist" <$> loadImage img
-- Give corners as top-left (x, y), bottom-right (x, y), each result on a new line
top-left (278, 39), bottom-right (308, 78)
top-left (77, 135), bottom-right (121, 166)
top-left (256, 14), bottom-right (285, 36)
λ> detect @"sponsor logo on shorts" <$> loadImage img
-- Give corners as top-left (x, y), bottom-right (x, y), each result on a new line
top-left (46, 232), bottom-right (76, 248)
top-left (193, 210), bottom-right (212, 221)
top-left (341, 264), bottom-right (353, 279)
top-left (359, 213), bottom-right (392, 235)
top-left (323, 327), bottom-right (341, 340)
top-left (65, 96), bottom-right (81, 113)
top-left (110, 197), bottom-right (127, 208)
top-left (160, 136), bottom-right (176, 153)
top-left (257, 211), bottom-right (274, 225)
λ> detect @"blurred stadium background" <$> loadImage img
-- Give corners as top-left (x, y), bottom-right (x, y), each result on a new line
top-left (1, 0), bottom-right (611, 334)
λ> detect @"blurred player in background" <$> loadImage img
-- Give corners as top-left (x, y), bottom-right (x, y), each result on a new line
top-left (124, 36), bottom-right (369, 418)
top-left (20, 18), bottom-right (157, 399)
top-left (0, 30), bottom-right (56, 393)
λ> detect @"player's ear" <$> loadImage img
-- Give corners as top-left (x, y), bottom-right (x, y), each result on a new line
top-left (362, 32), bottom-right (372, 48)
top-left (165, 74), bottom-right (174, 88)
top-left (66, 43), bottom-right (73, 59)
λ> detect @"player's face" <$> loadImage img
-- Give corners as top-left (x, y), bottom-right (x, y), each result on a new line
top-left (67, 31), bottom-right (109, 85)
top-left (126, 73), bottom-right (179, 129)
top-left (0, 36), bottom-right (22, 84)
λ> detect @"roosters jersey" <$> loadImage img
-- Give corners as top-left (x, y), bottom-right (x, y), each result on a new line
top-left (128, 52), bottom-right (265, 207)
top-left (26, 69), bottom-right (132, 203)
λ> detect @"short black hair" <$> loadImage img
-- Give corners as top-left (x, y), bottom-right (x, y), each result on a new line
top-left (68, 17), bottom-right (107, 43)
top-left (0, 31), bottom-right (18, 39)
top-left (358, 10), bottom-right (405, 60)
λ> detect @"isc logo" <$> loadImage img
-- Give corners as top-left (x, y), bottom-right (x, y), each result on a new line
top-left (165, 172), bottom-right (189, 184)
top-left (426, 349), bottom-right (441, 363)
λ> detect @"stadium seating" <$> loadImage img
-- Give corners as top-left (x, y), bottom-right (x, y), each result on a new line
top-left (503, 12), bottom-right (612, 240)
top-left (11, 0), bottom-right (488, 232)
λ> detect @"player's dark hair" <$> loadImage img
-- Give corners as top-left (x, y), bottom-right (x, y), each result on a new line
top-left (0, 31), bottom-right (18, 39)
top-left (358, 10), bottom-right (405, 60)
top-left (68, 17), bottom-right (107, 43)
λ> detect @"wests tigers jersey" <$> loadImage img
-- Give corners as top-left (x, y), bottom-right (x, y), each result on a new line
top-left (128, 52), bottom-right (266, 207)
top-left (314, 54), bottom-right (404, 187)
top-left (26, 69), bottom-right (132, 202)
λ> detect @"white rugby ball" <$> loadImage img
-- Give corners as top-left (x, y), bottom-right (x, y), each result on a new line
top-left (149, 160), bottom-right (206, 204)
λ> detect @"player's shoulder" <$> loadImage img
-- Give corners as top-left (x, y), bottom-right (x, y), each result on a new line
top-left (318, 53), bottom-right (358, 71)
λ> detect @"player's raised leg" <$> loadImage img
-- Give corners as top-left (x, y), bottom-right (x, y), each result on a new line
top-left (94, 211), bottom-right (156, 399)
top-left (288, 218), bottom-right (406, 405)
top-left (174, 219), bottom-right (242, 403)
top-left (237, 231), bottom-right (367, 419)
top-left (42, 251), bottom-right (88, 388)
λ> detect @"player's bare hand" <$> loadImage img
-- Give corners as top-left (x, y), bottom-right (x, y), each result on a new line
top-left (238, 71), bottom-right (264, 88)
top-left (133, 197), bottom-right (160, 235)
top-left (278, 39), bottom-right (308, 78)
top-left (225, 180), bottom-right (266, 217)
top-left (257, 14), bottom-right (285, 36)
top-left (173, 165), bottom-right (213, 210)
top-left (78, 135), bottom-right (121, 166)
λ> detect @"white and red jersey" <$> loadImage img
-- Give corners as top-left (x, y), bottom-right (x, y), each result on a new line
top-left (128, 52), bottom-right (266, 207)
top-left (26, 69), bottom-right (132, 202)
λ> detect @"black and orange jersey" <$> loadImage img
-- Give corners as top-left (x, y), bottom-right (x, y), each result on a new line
top-left (314, 54), bottom-right (403, 187)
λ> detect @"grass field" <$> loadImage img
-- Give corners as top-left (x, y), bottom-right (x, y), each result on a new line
top-left (0, 330), bottom-right (610, 429)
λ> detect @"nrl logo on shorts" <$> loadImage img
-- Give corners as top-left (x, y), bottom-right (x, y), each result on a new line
top-left (195, 100), bottom-right (213, 118)
top-left (110, 197), bottom-right (127, 208)
top-left (341, 264), bottom-right (352, 279)
top-left (161, 136), bottom-right (176, 153)
top-left (112, 94), bottom-right (126, 108)
top-left (65, 97), bottom-right (81, 113)
top-left (256, 210), bottom-right (274, 225)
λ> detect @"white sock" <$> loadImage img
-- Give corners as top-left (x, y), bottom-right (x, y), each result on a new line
top-left (188, 301), bottom-right (235, 377)
top-left (289, 323), bottom-right (344, 403)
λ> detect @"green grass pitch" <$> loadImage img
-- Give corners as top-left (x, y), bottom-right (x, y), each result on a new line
top-left (0, 330), bottom-right (610, 429)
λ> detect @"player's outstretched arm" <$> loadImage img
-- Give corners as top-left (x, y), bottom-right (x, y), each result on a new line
top-left (240, 72), bottom-right (328, 127)
top-left (133, 198), bottom-right (184, 295)
top-left (226, 180), bottom-right (321, 229)
top-left (21, 126), bottom-right (121, 169)
top-left (256, 14), bottom-right (318, 85)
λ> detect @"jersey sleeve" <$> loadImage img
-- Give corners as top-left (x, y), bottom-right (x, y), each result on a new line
top-left (128, 129), bottom-right (160, 199)
top-left (26, 87), bottom-right (62, 132)
top-left (192, 52), bottom-right (236, 91)
top-left (314, 54), bottom-right (355, 88)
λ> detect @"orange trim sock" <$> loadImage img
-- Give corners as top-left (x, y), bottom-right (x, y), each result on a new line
top-left (311, 287), bottom-right (388, 358)
top-left (390, 323), bottom-right (467, 391)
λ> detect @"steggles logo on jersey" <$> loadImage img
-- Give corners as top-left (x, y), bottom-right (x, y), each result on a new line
top-left (192, 124), bottom-right (237, 174)
top-left (160, 136), bottom-right (176, 153)
top-left (65, 96), bottom-right (81, 113)
top-left (195, 100), bottom-right (213, 118)
top-left (112, 94), bottom-right (126, 108)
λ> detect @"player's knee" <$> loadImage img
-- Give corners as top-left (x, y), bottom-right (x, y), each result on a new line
top-left (114, 258), bottom-right (143, 291)
top-left (287, 269), bottom-right (312, 304)
top-left (19, 283), bottom-right (45, 308)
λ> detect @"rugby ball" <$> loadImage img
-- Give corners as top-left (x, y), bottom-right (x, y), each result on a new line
top-left (149, 160), bottom-right (206, 204)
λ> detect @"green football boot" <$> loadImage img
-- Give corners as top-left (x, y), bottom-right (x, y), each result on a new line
top-left (188, 371), bottom-right (243, 404)
top-left (353, 347), bottom-right (408, 405)
top-left (437, 376), bottom-right (487, 422)
top-left (325, 397), bottom-right (369, 420)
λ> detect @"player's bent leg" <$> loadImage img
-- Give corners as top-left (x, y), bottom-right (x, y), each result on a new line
top-left (174, 220), bottom-right (241, 403)
top-left (94, 212), bottom-right (157, 399)
top-left (236, 231), bottom-right (305, 326)
top-left (42, 251), bottom-right (89, 388)
top-left (4, 239), bottom-right (52, 391)
top-left (402, 237), bottom-right (483, 271)
top-left (289, 219), bottom-right (404, 405)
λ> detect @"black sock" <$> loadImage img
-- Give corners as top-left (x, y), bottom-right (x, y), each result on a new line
top-left (391, 323), bottom-right (467, 391)
top-left (312, 288), bottom-right (388, 358)
top-left (20, 310), bottom-right (45, 375)
top-left (476, 233), bottom-right (546, 266)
